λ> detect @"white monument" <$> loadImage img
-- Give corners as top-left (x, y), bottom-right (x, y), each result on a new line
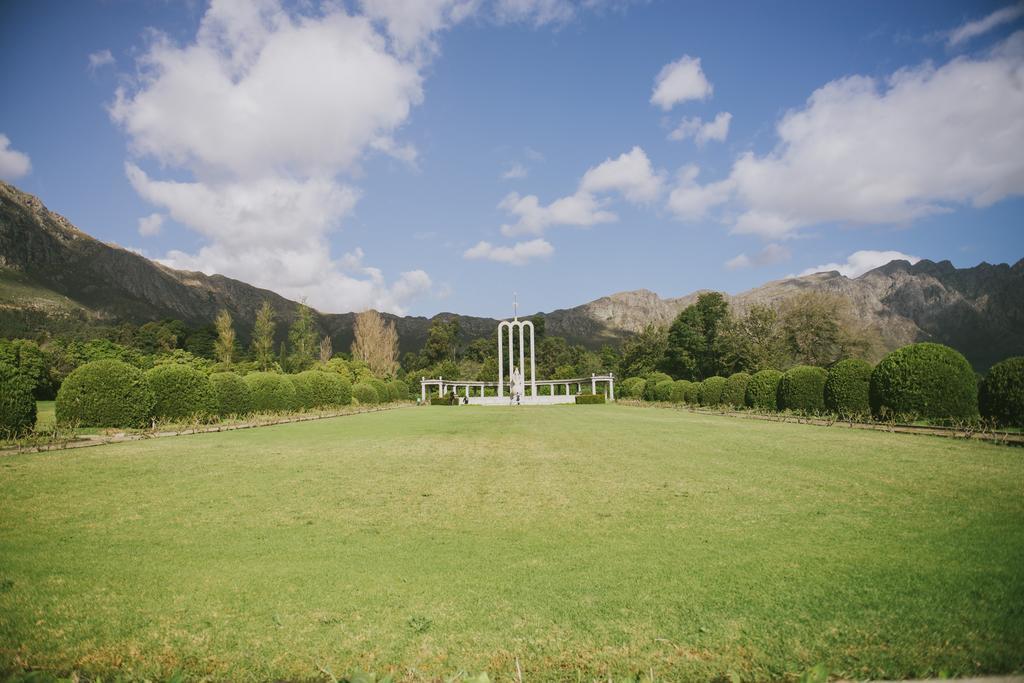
top-left (497, 294), bottom-right (536, 399)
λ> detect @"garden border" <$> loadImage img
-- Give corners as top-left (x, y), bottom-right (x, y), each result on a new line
top-left (1, 403), bottom-right (413, 456)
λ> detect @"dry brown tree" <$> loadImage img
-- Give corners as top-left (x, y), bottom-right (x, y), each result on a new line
top-left (351, 309), bottom-right (399, 377)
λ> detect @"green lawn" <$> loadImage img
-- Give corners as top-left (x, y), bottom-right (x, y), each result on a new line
top-left (1, 405), bottom-right (1022, 681)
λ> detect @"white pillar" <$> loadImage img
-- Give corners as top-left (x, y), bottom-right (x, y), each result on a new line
top-left (421, 378), bottom-right (426, 402)
top-left (591, 373), bottom-right (596, 394)
top-left (528, 321), bottom-right (536, 397)
top-left (609, 374), bottom-right (615, 401)
top-left (518, 322), bottom-right (525, 396)
top-left (508, 322), bottom-right (515, 384)
top-left (497, 322), bottom-right (505, 398)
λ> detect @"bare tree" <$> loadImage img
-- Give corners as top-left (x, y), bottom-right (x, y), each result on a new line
top-left (214, 309), bottom-right (235, 366)
top-left (351, 310), bottom-right (399, 378)
top-left (319, 335), bottom-right (333, 364)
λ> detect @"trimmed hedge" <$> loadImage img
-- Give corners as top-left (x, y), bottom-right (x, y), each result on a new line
top-left (308, 371), bottom-right (351, 407)
top-left (369, 378), bottom-right (390, 404)
top-left (698, 376), bottom-right (727, 406)
top-left (575, 393), bottom-right (606, 404)
top-left (746, 369), bottom-right (783, 411)
top-left (777, 365), bottom-right (827, 413)
top-left (869, 343), bottom-right (978, 420)
top-left (56, 359), bottom-right (155, 428)
top-left (209, 372), bottom-right (253, 416)
top-left (824, 359), bottom-right (873, 417)
top-left (387, 379), bottom-right (409, 402)
top-left (722, 372), bottom-right (751, 408)
top-left (145, 364), bottom-right (215, 421)
top-left (353, 382), bottom-right (379, 405)
top-left (644, 372), bottom-right (672, 400)
top-left (670, 379), bottom-right (691, 403)
top-left (244, 372), bottom-right (297, 412)
top-left (979, 356), bottom-right (1024, 427)
top-left (654, 379), bottom-right (675, 402)
top-left (620, 377), bottom-right (646, 399)
top-left (289, 372), bottom-right (318, 410)
top-left (0, 358), bottom-right (37, 437)
top-left (683, 381), bottom-right (701, 404)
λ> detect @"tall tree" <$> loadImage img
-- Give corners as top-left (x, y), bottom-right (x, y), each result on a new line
top-left (662, 292), bottom-right (729, 379)
top-left (351, 310), bottom-right (399, 378)
top-left (779, 292), bottom-right (881, 366)
top-left (423, 316), bottom-right (461, 365)
top-left (319, 335), bottom-right (333, 364)
top-left (717, 304), bottom-right (790, 373)
top-left (288, 302), bottom-right (318, 371)
top-left (213, 310), bottom-right (235, 366)
top-left (251, 301), bottom-right (276, 371)
top-left (618, 324), bottom-right (669, 378)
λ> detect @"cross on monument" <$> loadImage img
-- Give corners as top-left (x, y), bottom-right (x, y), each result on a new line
top-left (513, 292), bottom-right (518, 320)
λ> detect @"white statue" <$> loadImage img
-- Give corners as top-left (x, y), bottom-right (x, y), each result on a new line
top-left (510, 366), bottom-right (525, 404)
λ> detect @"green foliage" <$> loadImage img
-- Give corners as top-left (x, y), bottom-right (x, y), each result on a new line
top-left (619, 376), bottom-right (646, 398)
top-left (722, 372), bottom-right (751, 408)
top-left (0, 358), bottom-right (36, 436)
top-left (352, 382), bottom-right (379, 405)
top-left (980, 357), bottom-right (1024, 427)
top-left (869, 343), bottom-right (978, 420)
top-left (662, 292), bottom-right (729, 380)
top-left (670, 379), bottom-right (691, 403)
top-left (824, 359), bottom-right (873, 418)
top-left (644, 372), bottom-right (672, 400)
top-left (777, 365), bottom-right (828, 414)
top-left (429, 396), bottom-right (455, 406)
top-left (289, 372), bottom-right (317, 410)
top-left (746, 369), bottom-right (783, 410)
top-left (683, 381), bottom-right (701, 404)
top-left (779, 292), bottom-right (880, 367)
top-left (0, 338), bottom-right (54, 400)
top-left (654, 379), bottom-right (674, 401)
top-left (369, 378), bottom-right (390, 403)
top-left (575, 393), bottom-right (606, 404)
top-left (618, 324), bottom-right (668, 378)
top-left (386, 379), bottom-right (409, 401)
top-left (145, 364), bottom-right (215, 421)
top-left (697, 376), bottom-right (727, 406)
top-left (56, 359), bottom-right (155, 428)
top-left (244, 372), bottom-right (297, 413)
top-left (251, 301), bottom-right (277, 371)
top-left (422, 316), bottom-right (461, 366)
top-left (287, 304), bottom-right (318, 372)
top-left (716, 305), bottom-right (789, 374)
top-left (151, 349), bottom-right (214, 372)
top-left (209, 372), bottom-right (253, 416)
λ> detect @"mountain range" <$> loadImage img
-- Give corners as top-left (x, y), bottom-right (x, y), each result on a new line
top-left (2, 180), bottom-right (1022, 369)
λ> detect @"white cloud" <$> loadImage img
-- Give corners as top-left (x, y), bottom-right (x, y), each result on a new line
top-left (463, 238), bottom-right (553, 265)
top-left (948, 2), bottom-right (1024, 46)
top-left (110, 0), bottom-right (436, 314)
top-left (502, 162), bottom-right (528, 179)
top-left (359, 0), bottom-right (477, 57)
top-left (0, 134), bottom-right (31, 181)
top-left (137, 212), bottom-right (165, 237)
top-left (796, 250), bottom-right (921, 278)
top-left (650, 55), bottom-right (712, 110)
top-left (669, 35), bottom-right (1024, 239)
top-left (88, 49), bottom-right (115, 72)
top-left (579, 146), bottom-right (663, 203)
top-left (725, 243), bottom-right (791, 270)
top-left (669, 111), bottom-right (732, 145)
top-left (493, 0), bottom-right (575, 26)
top-left (498, 190), bottom-right (616, 237)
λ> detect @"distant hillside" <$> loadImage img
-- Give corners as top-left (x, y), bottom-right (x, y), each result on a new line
top-left (2, 180), bottom-right (1022, 368)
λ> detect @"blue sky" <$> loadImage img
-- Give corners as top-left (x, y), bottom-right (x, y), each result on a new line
top-left (1, 0), bottom-right (1022, 318)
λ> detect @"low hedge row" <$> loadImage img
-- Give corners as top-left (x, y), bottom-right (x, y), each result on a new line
top-left (980, 357), bottom-right (1024, 427)
top-left (51, 362), bottom-right (380, 428)
top-left (575, 393), bottom-right (606, 404)
top-left (0, 358), bottom-right (37, 437)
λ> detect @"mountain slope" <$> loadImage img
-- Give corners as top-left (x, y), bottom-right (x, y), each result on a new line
top-left (2, 180), bottom-right (1022, 368)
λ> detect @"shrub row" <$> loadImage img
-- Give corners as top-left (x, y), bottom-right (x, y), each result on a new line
top-left (53, 360), bottom-right (401, 428)
top-left (0, 358), bottom-right (38, 437)
top-left (628, 343), bottom-right (1021, 425)
top-left (575, 393), bottom-right (606, 404)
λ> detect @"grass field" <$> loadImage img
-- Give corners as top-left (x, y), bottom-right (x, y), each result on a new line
top-left (1, 405), bottom-right (1022, 681)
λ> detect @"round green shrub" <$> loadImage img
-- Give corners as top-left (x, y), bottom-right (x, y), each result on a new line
top-left (654, 379), bottom-right (674, 402)
top-left (387, 379), bottom-right (409, 402)
top-left (144, 364), bottom-right (215, 421)
top-left (697, 376), bottom-right (727, 406)
top-left (369, 378), bottom-right (390, 403)
top-left (289, 372), bottom-right (317, 410)
top-left (244, 372), bottom-right (297, 413)
top-left (824, 359), bottom-right (873, 418)
top-left (683, 381), bottom-right (701, 404)
top-left (777, 365), bottom-right (827, 414)
top-left (869, 343), bottom-right (978, 420)
top-left (0, 358), bottom-right (37, 437)
top-left (979, 357), bottom-right (1024, 427)
top-left (209, 372), bottom-right (253, 416)
top-left (55, 359), bottom-right (155, 428)
top-left (352, 382), bottom-right (379, 405)
top-left (620, 377), bottom-right (646, 398)
top-left (644, 372), bottom-right (673, 400)
top-left (670, 379), bottom-right (691, 403)
top-left (722, 372), bottom-right (751, 408)
top-left (746, 369), bottom-right (783, 411)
